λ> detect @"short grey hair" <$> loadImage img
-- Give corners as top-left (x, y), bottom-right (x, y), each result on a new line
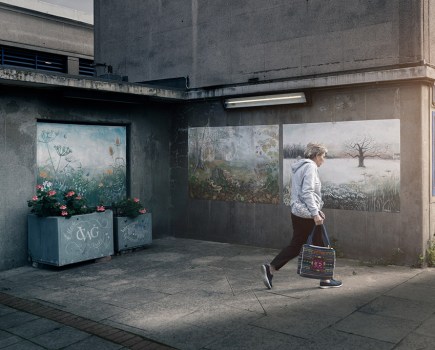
top-left (304, 143), bottom-right (328, 159)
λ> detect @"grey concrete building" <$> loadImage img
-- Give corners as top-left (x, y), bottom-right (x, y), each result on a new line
top-left (2, 0), bottom-right (435, 271)
top-left (94, 0), bottom-right (435, 266)
top-left (0, 0), bottom-right (93, 75)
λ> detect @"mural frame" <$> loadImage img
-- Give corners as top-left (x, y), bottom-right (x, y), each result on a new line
top-left (36, 120), bottom-right (130, 207)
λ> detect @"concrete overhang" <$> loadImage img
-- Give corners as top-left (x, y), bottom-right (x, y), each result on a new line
top-left (1, 65), bottom-right (435, 103)
top-left (187, 65), bottom-right (435, 100)
top-left (0, 67), bottom-right (187, 101)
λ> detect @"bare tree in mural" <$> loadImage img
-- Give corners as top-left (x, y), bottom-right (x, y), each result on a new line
top-left (344, 135), bottom-right (389, 167)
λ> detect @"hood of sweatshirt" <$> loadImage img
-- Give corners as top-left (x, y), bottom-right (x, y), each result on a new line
top-left (291, 158), bottom-right (314, 174)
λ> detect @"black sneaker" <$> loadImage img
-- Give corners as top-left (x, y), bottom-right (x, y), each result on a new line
top-left (319, 279), bottom-right (342, 289)
top-left (261, 264), bottom-right (273, 289)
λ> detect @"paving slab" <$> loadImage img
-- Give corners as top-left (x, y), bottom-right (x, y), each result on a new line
top-left (333, 311), bottom-right (420, 343)
top-left (395, 332), bottom-right (435, 350)
top-left (30, 326), bottom-right (90, 349)
top-left (359, 295), bottom-right (435, 321)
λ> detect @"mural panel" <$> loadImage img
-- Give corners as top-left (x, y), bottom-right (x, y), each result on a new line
top-left (188, 125), bottom-right (279, 203)
top-left (37, 122), bottom-right (127, 206)
top-left (283, 120), bottom-right (400, 212)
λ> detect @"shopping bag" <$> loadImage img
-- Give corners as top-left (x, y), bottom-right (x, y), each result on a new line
top-left (297, 224), bottom-right (335, 279)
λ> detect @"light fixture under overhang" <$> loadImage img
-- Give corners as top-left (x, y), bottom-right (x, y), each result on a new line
top-left (224, 92), bottom-right (306, 109)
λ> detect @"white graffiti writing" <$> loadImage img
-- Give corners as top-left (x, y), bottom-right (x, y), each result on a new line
top-left (76, 225), bottom-right (99, 241)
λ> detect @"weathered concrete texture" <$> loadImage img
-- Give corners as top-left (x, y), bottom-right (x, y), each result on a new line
top-left (0, 88), bottom-right (173, 271)
top-left (171, 84), bottom-right (427, 265)
top-left (0, 3), bottom-right (93, 58)
top-left (0, 68), bottom-right (186, 100)
top-left (95, 0), bottom-right (426, 88)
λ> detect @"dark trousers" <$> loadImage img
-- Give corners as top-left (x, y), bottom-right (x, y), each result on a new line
top-left (270, 213), bottom-right (324, 270)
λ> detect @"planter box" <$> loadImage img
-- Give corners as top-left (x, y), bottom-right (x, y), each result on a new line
top-left (28, 210), bottom-right (114, 267)
top-left (114, 213), bottom-right (152, 252)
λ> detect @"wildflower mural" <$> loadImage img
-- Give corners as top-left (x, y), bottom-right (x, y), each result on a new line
top-left (37, 122), bottom-right (127, 206)
top-left (283, 119), bottom-right (400, 212)
top-left (188, 125), bottom-right (279, 203)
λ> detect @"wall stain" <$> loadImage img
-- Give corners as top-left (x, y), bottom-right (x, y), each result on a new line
top-left (5, 101), bottom-right (19, 114)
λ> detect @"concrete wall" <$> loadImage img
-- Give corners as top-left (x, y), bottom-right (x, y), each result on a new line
top-left (0, 3), bottom-right (93, 58)
top-left (170, 82), bottom-right (429, 265)
top-left (0, 86), bottom-right (173, 271)
top-left (95, 0), bottom-right (425, 88)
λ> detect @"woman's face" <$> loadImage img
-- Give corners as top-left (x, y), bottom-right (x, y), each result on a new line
top-left (314, 153), bottom-right (326, 167)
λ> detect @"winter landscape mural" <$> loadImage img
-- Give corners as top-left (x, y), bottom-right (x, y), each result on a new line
top-left (188, 125), bottom-right (279, 203)
top-left (283, 120), bottom-right (400, 212)
top-left (37, 122), bottom-right (127, 206)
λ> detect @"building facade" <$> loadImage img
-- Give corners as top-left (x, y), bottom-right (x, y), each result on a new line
top-left (95, 0), bottom-right (435, 266)
top-left (0, 1), bottom-right (178, 270)
top-left (1, 0), bottom-right (435, 271)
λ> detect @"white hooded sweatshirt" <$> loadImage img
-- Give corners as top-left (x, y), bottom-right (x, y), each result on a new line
top-left (290, 158), bottom-right (324, 217)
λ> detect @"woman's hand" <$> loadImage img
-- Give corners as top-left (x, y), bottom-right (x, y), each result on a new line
top-left (313, 213), bottom-right (324, 225)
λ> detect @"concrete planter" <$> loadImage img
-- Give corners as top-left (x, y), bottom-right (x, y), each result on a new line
top-left (114, 213), bottom-right (152, 252)
top-left (28, 210), bottom-right (114, 267)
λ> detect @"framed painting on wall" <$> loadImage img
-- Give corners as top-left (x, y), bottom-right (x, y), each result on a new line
top-left (188, 125), bottom-right (279, 204)
top-left (36, 122), bottom-right (128, 206)
top-left (283, 119), bottom-right (400, 212)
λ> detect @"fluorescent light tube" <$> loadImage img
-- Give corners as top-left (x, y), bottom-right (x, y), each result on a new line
top-left (224, 92), bottom-right (306, 108)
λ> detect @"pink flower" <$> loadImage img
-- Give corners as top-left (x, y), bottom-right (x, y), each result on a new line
top-left (133, 198), bottom-right (140, 203)
top-left (66, 191), bottom-right (75, 197)
top-left (61, 211), bottom-right (68, 216)
top-left (32, 196), bottom-right (38, 201)
top-left (139, 208), bottom-right (147, 214)
top-left (59, 205), bottom-right (67, 210)
top-left (36, 184), bottom-right (43, 190)
top-left (75, 195), bottom-right (82, 200)
top-left (96, 205), bottom-right (105, 212)
top-left (48, 190), bottom-right (56, 196)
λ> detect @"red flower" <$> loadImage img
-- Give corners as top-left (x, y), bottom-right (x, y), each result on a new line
top-left (96, 205), bottom-right (105, 212)
top-left (66, 191), bottom-right (75, 197)
top-left (61, 211), bottom-right (68, 216)
top-left (139, 208), bottom-right (147, 214)
top-left (36, 184), bottom-right (43, 190)
top-left (59, 205), bottom-right (67, 210)
top-left (32, 196), bottom-right (38, 201)
top-left (48, 190), bottom-right (56, 196)
top-left (133, 198), bottom-right (140, 203)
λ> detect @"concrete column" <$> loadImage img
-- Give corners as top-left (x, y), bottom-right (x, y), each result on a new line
top-left (67, 57), bottom-right (79, 75)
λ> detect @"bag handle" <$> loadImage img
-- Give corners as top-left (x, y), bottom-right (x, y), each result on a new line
top-left (306, 224), bottom-right (331, 247)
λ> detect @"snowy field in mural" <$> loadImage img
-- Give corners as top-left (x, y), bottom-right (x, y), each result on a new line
top-left (37, 122), bottom-right (127, 206)
top-left (188, 125), bottom-right (279, 203)
top-left (283, 119), bottom-right (400, 212)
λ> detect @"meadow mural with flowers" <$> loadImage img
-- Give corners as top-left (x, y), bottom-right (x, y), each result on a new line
top-left (188, 125), bottom-right (279, 203)
top-left (36, 122), bottom-right (127, 206)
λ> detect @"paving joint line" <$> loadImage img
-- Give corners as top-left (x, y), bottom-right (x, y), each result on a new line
top-left (0, 291), bottom-right (176, 350)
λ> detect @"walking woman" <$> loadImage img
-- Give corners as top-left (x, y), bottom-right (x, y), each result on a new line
top-left (261, 143), bottom-right (342, 289)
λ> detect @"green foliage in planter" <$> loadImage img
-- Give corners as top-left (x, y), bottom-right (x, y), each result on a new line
top-left (28, 183), bottom-right (93, 218)
top-left (112, 197), bottom-right (147, 218)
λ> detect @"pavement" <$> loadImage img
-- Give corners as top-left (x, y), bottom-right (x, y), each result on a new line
top-left (0, 237), bottom-right (435, 350)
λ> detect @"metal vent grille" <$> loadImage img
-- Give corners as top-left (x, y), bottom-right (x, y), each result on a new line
top-left (0, 46), bottom-right (67, 73)
top-left (79, 58), bottom-right (95, 76)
